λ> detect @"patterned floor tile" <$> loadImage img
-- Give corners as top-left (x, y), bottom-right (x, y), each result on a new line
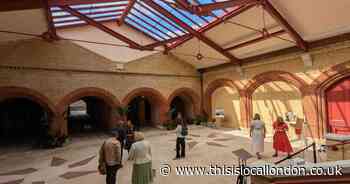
top-left (206, 142), bottom-right (227, 147)
top-left (0, 168), bottom-right (37, 176)
top-left (188, 141), bottom-right (199, 150)
top-left (50, 157), bottom-right (67, 167)
top-left (68, 156), bottom-right (96, 168)
top-left (59, 171), bottom-right (97, 180)
top-left (0, 178), bottom-right (24, 184)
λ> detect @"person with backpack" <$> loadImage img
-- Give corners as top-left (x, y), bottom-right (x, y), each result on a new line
top-left (174, 113), bottom-right (188, 160)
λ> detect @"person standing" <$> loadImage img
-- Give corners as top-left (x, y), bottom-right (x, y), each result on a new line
top-left (114, 120), bottom-right (127, 162)
top-left (125, 120), bottom-right (135, 153)
top-left (99, 132), bottom-right (122, 184)
top-left (174, 113), bottom-right (187, 160)
top-left (272, 116), bottom-right (293, 157)
top-left (250, 113), bottom-right (266, 159)
top-left (128, 132), bottom-right (153, 184)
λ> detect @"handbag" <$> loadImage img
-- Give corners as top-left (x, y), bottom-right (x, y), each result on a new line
top-left (98, 142), bottom-right (107, 175)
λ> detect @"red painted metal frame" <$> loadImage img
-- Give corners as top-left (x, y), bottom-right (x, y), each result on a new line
top-left (173, 0), bottom-right (258, 16)
top-left (144, 0), bottom-right (240, 64)
top-left (262, 0), bottom-right (308, 51)
top-left (60, 5), bottom-right (146, 50)
top-left (144, 34), bottom-right (190, 49)
top-left (118, 0), bottom-right (136, 25)
top-left (42, 0), bottom-right (58, 40)
top-left (224, 30), bottom-right (286, 51)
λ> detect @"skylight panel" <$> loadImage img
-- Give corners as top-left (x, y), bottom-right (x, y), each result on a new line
top-left (55, 20), bottom-right (85, 27)
top-left (128, 13), bottom-right (170, 40)
top-left (130, 8), bottom-right (178, 38)
top-left (155, 0), bottom-right (197, 29)
top-left (125, 18), bottom-right (164, 41)
top-left (137, 1), bottom-right (188, 33)
top-left (70, 1), bottom-right (128, 9)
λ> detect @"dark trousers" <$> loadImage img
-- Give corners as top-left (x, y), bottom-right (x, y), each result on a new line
top-left (176, 137), bottom-right (186, 158)
top-left (106, 165), bottom-right (119, 184)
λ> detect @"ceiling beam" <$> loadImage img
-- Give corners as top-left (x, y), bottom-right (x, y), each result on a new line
top-left (42, 0), bottom-right (58, 40)
top-left (144, 0), bottom-right (240, 64)
top-left (144, 34), bottom-right (191, 49)
top-left (224, 30), bottom-right (286, 51)
top-left (59, 5), bottom-right (147, 50)
top-left (167, 4), bottom-right (256, 50)
top-left (0, 0), bottom-right (43, 12)
top-left (118, 0), bottom-right (136, 26)
top-left (262, 0), bottom-right (308, 51)
top-left (171, 0), bottom-right (258, 16)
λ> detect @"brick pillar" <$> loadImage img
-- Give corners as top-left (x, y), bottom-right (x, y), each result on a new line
top-left (50, 113), bottom-right (68, 137)
top-left (159, 103), bottom-right (168, 125)
top-left (240, 90), bottom-right (251, 129)
top-left (301, 86), bottom-right (321, 139)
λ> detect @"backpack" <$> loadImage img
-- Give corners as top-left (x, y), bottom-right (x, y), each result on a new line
top-left (181, 126), bottom-right (188, 136)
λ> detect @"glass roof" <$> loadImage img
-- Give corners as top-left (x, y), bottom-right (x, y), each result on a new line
top-left (51, 0), bottom-right (237, 42)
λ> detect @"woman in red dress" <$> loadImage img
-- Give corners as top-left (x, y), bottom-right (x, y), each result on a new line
top-left (272, 117), bottom-right (293, 157)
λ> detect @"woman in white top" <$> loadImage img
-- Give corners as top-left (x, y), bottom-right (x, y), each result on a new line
top-left (128, 132), bottom-right (153, 184)
top-left (250, 113), bottom-right (266, 159)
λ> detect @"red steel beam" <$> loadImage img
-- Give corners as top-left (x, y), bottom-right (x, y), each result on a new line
top-left (144, 34), bottom-right (190, 49)
top-left (262, 0), bottom-right (308, 51)
top-left (60, 5), bottom-right (146, 50)
top-left (144, 0), bottom-right (240, 63)
top-left (49, 0), bottom-right (127, 6)
top-left (171, 0), bottom-right (258, 16)
top-left (42, 0), bottom-right (58, 40)
top-left (168, 4), bottom-right (256, 50)
top-left (224, 30), bottom-right (286, 51)
top-left (118, 0), bottom-right (136, 25)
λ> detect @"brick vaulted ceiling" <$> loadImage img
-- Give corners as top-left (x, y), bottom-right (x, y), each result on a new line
top-left (1, 0), bottom-right (350, 69)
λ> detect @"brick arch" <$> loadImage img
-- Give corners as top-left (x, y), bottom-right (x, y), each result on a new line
top-left (243, 71), bottom-right (308, 130)
top-left (245, 71), bottom-right (307, 96)
top-left (57, 87), bottom-right (121, 113)
top-left (122, 87), bottom-right (168, 124)
top-left (168, 87), bottom-right (201, 116)
top-left (310, 61), bottom-right (350, 138)
top-left (0, 86), bottom-right (56, 115)
top-left (204, 78), bottom-right (242, 117)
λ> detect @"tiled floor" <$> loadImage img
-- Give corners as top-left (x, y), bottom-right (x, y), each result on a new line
top-left (0, 126), bottom-right (322, 184)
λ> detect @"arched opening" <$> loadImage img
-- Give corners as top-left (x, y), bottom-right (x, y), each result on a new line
top-left (58, 88), bottom-right (120, 136)
top-left (326, 77), bottom-right (350, 135)
top-left (65, 96), bottom-right (113, 135)
top-left (0, 98), bottom-right (49, 146)
top-left (123, 88), bottom-right (167, 129)
top-left (170, 96), bottom-right (194, 121)
top-left (252, 81), bottom-right (303, 138)
top-left (211, 86), bottom-right (241, 128)
top-left (127, 96), bottom-right (153, 130)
